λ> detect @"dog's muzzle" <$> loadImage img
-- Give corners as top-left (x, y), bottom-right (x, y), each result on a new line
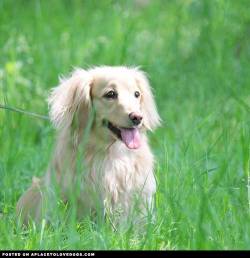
top-left (102, 119), bottom-right (141, 149)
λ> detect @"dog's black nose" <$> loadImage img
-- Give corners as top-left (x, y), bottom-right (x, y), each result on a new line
top-left (129, 112), bottom-right (143, 126)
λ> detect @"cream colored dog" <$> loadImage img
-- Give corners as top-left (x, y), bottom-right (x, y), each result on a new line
top-left (16, 66), bottom-right (161, 226)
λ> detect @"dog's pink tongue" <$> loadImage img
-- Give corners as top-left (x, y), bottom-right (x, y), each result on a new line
top-left (120, 128), bottom-right (141, 149)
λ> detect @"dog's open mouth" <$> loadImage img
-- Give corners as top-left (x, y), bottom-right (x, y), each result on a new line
top-left (102, 120), bottom-right (141, 149)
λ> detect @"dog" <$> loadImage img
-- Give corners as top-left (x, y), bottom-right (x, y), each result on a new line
top-left (16, 66), bottom-right (161, 227)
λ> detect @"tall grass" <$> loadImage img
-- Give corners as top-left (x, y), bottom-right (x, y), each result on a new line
top-left (0, 0), bottom-right (250, 249)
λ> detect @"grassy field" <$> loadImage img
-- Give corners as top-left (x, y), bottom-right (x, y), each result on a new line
top-left (0, 0), bottom-right (250, 250)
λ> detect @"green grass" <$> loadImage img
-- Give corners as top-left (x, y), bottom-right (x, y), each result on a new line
top-left (1, 0), bottom-right (250, 250)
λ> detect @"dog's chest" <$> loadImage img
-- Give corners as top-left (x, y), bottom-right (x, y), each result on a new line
top-left (88, 143), bottom-right (152, 202)
top-left (91, 150), bottom-right (136, 187)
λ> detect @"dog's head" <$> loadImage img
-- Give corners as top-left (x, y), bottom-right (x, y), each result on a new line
top-left (48, 66), bottom-right (161, 149)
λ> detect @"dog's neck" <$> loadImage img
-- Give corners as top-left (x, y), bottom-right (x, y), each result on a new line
top-left (52, 120), bottom-right (146, 173)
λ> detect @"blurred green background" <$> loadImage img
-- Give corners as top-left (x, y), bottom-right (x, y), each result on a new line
top-left (0, 0), bottom-right (250, 250)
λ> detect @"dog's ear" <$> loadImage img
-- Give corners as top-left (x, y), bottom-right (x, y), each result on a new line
top-left (134, 69), bottom-right (161, 131)
top-left (48, 69), bottom-right (93, 129)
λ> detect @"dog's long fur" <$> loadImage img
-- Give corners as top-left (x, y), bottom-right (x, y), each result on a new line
top-left (16, 66), bottom-right (161, 226)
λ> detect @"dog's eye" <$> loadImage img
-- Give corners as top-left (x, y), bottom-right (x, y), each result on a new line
top-left (134, 91), bottom-right (140, 98)
top-left (103, 90), bottom-right (118, 99)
